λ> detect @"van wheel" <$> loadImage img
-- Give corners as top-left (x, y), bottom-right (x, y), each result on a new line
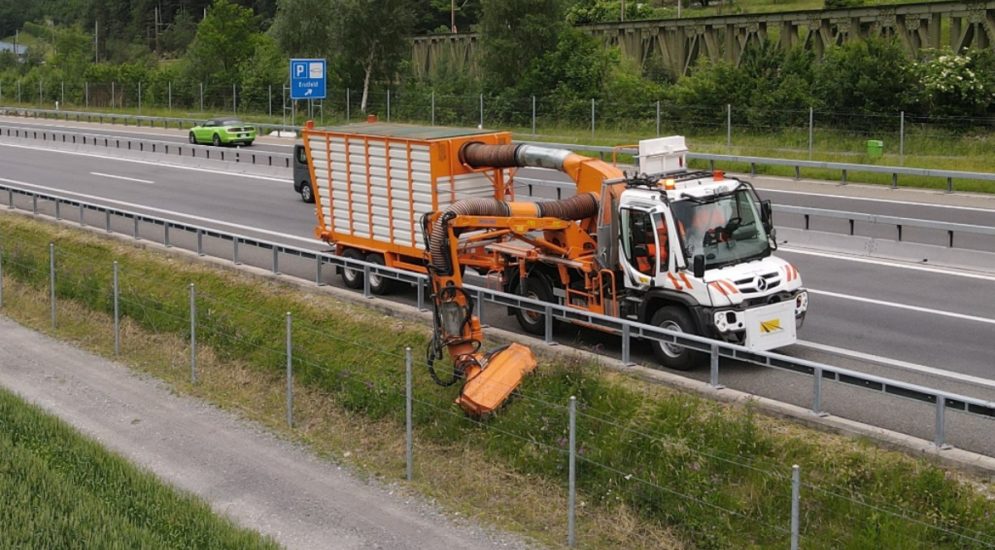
top-left (650, 306), bottom-right (702, 371)
top-left (300, 181), bottom-right (314, 203)
top-left (514, 274), bottom-right (555, 336)
top-left (340, 249), bottom-right (364, 289)
top-left (365, 254), bottom-right (395, 295)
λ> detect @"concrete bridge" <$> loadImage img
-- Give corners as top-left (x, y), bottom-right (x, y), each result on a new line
top-left (411, 1), bottom-right (995, 78)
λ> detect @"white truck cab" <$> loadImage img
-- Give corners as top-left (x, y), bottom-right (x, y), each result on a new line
top-left (610, 137), bottom-right (807, 367)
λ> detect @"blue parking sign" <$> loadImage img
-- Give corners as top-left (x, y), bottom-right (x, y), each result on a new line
top-left (290, 58), bottom-right (326, 100)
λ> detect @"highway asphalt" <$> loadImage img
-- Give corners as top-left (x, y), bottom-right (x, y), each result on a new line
top-left (1, 123), bottom-right (993, 456)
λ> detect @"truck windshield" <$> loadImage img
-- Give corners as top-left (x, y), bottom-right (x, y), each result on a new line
top-left (672, 188), bottom-right (771, 269)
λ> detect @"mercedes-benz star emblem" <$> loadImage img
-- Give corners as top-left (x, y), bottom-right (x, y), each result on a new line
top-left (755, 277), bottom-right (767, 291)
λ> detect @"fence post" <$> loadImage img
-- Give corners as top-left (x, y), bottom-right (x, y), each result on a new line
top-left (899, 111), bottom-right (905, 165)
top-left (113, 261), bottom-right (120, 355)
top-left (387, 89), bottom-right (391, 121)
top-left (808, 107), bottom-right (814, 160)
top-left (111, 81), bottom-right (115, 109)
top-left (590, 98), bottom-right (595, 138)
top-left (286, 312), bottom-right (293, 428)
top-left (532, 95), bottom-right (537, 135)
top-left (138, 81), bottom-right (142, 113)
top-left (85, 81), bottom-right (89, 108)
top-left (232, 83), bottom-right (237, 115)
top-left (479, 93), bottom-right (484, 128)
top-left (405, 346), bottom-right (413, 482)
top-left (656, 100), bottom-right (661, 136)
top-left (346, 88), bottom-right (350, 121)
top-left (431, 91), bottom-right (436, 125)
top-left (49, 242), bottom-right (56, 329)
top-left (568, 395), bottom-right (577, 548)
top-left (726, 104), bottom-right (732, 149)
top-left (199, 82), bottom-right (204, 112)
top-left (189, 283), bottom-right (197, 384)
top-left (268, 84), bottom-right (273, 117)
top-left (791, 464), bottom-right (800, 550)
top-left (61, 81), bottom-right (65, 107)
top-left (168, 81), bottom-right (172, 111)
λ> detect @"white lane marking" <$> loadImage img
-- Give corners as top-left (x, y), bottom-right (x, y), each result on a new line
top-left (808, 288), bottom-right (995, 326)
top-left (795, 340), bottom-right (995, 390)
top-left (0, 141), bottom-right (291, 184)
top-left (756, 184), bottom-right (995, 213)
top-left (0, 177), bottom-right (324, 247)
top-left (779, 246), bottom-right (995, 283)
top-left (90, 171), bottom-right (154, 185)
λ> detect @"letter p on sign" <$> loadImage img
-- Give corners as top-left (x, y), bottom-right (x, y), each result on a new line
top-left (294, 62), bottom-right (306, 78)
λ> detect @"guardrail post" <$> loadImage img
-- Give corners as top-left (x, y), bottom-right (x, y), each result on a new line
top-left (32, 195), bottom-right (37, 215)
top-left (233, 238), bottom-right (241, 265)
top-left (544, 305), bottom-right (556, 345)
top-left (79, 203), bottom-right (85, 226)
top-left (841, 169), bottom-right (847, 185)
top-left (189, 283), bottom-right (197, 384)
top-left (567, 395), bottom-right (577, 548)
top-left (113, 261), bottom-right (120, 355)
top-left (363, 264), bottom-right (372, 298)
top-left (892, 173), bottom-right (898, 189)
top-left (709, 344), bottom-right (723, 388)
top-left (55, 201), bottom-right (61, 220)
top-left (477, 289), bottom-right (486, 326)
top-left (272, 247), bottom-right (280, 274)
top-left (946, 177), bottom-right (953, 194)
top-left (49, 243), bottom-right (56, 329)
top-left (196, 229), bottom-right (203, 256)
top-left (286, 312), bottom-right (294, 428)
top-left (812, 367), bottom-right (828, 416)
top-left (934, 397), bottom-right (950, 449)
top-left (7, 188), bottom-right (12, 209)
top-left (133, 217), bottom-right (140, 240)
top-left (790, 464), bottom-right (800, 550)
top-left (417, 278), bottom-right (426, 311)
top-left (621, 323), bottom-right (632, 366)
top-left (405, 346), bottom-right (413, 482)
top-left (314, 255), bottom-right (323, 286)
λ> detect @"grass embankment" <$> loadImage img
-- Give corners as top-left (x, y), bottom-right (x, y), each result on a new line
top-left (1, 214), bottom-right (994, 548)
top-left (0, 387), bottom-right (277, 548)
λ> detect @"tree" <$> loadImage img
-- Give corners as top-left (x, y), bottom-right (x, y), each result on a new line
top-left (813, 38), bottom-right (919, 122)
top-left (332, 0), bottom-right (415, 112)
top-left (183, 0), bottom-right (260, 85)
top-left (479, 0), bottom-right (564, 92)
top-left (270, 0), bottom-right (336, 58)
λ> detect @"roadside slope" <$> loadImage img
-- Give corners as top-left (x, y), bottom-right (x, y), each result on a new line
top-left (0, 317), bottom-right (532, 550)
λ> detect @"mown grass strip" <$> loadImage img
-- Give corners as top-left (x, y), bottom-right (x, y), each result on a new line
top-left (1, 214), bottom-right (994, 549)
top-left (0, 387), bottom-right (278, 549)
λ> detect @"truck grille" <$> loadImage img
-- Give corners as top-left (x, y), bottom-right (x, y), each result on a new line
top-left (732, 271), bottom-right (781, 294)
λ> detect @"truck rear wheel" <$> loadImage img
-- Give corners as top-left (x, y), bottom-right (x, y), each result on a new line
top-left (365, 253), bottom-right (395, 295)
top-left (514, 275), bottom-right (555, 336)
top-left (340, 249), bottom-right (364, 289)
top-left (649, 306), bottom-right (702, 371)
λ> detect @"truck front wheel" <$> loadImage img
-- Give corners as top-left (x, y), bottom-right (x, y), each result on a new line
top-left (649, 306), bottom-right (703, 371)
top-left (514, 275), bottom-right (555, 336)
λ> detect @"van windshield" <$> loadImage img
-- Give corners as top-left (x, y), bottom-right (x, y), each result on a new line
top-left (672, 188), bottom-right (771, 269)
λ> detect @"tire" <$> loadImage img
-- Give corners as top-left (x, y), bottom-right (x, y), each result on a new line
top-left (212, 133), bottom-right (221, 147)
top-left (365, 253), bottom-right (395, 295)
top-left (300, 181), bottom-right (314, 203)
top-left (649, 306), bottom-right (703, 371)
top-left (340, 248), bottom-right (364, 289)
top-left (244, 140), bottom-right (254, 147)
top-left (514, 274), bottom-right (555, 336)
top-left (188, 132), bottom-right (196, 144)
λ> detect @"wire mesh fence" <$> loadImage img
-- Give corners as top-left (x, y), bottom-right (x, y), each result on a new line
top-left (2, 238), bottom-right (995, 548)
top-left (3, 78), bottom-right (995, 167)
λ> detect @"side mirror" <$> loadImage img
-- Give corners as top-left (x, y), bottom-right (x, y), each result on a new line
top-left (693, 255), bottom-right (705, 278)
top-left (761, 200), bottom-right (773, 229)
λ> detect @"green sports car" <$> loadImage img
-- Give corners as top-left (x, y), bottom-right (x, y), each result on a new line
top-left (188, 119), bottom-right (256, 147)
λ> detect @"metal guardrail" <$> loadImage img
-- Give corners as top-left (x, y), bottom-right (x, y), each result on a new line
top-left (1, 182), bottom-right (992, 451)
top-left (0, 123), bottom-right (293, 170)
top-left (514, 177), bottom-right (995, 250)
top-left (0, 106), bottom-right (299, 135)
top-left (7, 107), bottom-right (995, 193)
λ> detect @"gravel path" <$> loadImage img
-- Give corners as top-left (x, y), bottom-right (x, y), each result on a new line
top-left (0, 317), bottom-right (535, 550)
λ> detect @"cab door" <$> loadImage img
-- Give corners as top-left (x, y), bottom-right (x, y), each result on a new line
top-left (619, 208), bottom-right (660, 288)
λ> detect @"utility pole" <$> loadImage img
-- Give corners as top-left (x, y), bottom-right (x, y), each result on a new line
top-left (621, 0), bottom-right (625, 21)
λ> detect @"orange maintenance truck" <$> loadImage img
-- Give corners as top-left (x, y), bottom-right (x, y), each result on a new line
top-left (302, 119), bottom-right (807, 414)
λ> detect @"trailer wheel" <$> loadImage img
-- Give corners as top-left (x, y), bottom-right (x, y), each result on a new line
top-left (514, 274), bottom-right (555, 336)
top-left (649, 306), bottom-right (702, 371)
top-left (365, 254), bottom-right (395, 295)
top-left (340, 249), bottom-right (364, 289)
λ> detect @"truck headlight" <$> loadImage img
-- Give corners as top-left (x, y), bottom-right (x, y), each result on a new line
top-left (795, 291), bottom-right (809, 315)
top-left (713, 310), bottom-right (744, 333)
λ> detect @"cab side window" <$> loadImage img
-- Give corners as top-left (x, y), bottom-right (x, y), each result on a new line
top-left (296, 145), bottom-right (307, 164)
top-left (621, 209), bottom-right (657, 276)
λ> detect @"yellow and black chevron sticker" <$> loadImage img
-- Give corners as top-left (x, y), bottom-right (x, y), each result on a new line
top-left (760, 318), bottom-right (782, 334)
